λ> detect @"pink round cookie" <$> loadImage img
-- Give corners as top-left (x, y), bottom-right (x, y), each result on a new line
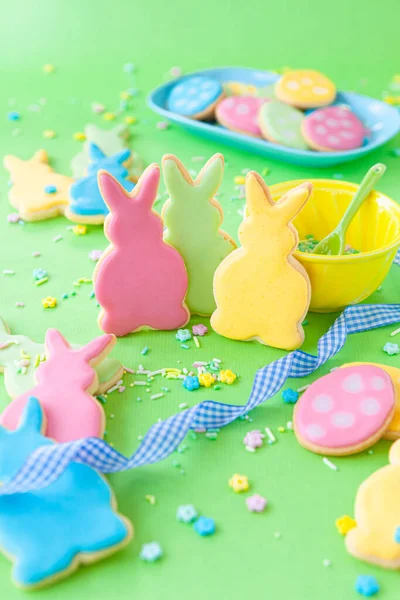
top-left (294, 365), bottom-right (395, 456)
top-left (302, 106), bottom-right (366, 151)
top-left (216, 96), bottom-right (266, 137)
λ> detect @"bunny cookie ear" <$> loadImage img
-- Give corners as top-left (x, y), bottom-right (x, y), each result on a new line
top-left (162, 154), bottom-right (193, 198)
top-left (80, 333), bottom-right (115, 364)
top-left (134, 163), bottom-right (160, 209)
top-left (276, 182), bottom-right (313, 220)
top-left (89, 143), bottom-right (106, 163)
top-left (17, 397), bottom-right (44, 434)
top-left (98, 170), bottom-right (132, 213)
top-left (3, 154), bottom-right (22, 174)
top-left (245, 171), bottom-right (274, 216)
top-left (45, 329), bottom-right (70, 356)
top-left (197, 154), bottom-right (224, 199)
top-left (32, 150), bottom-right (48, 165)
top-left (115, 148), bottom-right (131, 165)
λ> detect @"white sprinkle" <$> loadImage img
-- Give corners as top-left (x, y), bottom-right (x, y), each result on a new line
top-left (390, 327), bottom-right (400, 337)
top-left (322, 457), bottom-right (338, 471)
top-left (3, 269), bottom-right (15, 275)
top-left (212, 358), bottom-right (222, 363)
top-left (151, 393), bottom-right (164, 400)
top-left (15, 302), bottom-right (25, 307)
top-left (133, 381), bottom-right (147, 386)
top-left (197, 366), bottom-right (206, 374)
top-left (193, 336), bottom-right (200, 348)
top-left (177, 374), bottom-right (185, 379)
top-left (32, 251), bottom-right (41, 257)
top-left (52, 234), bottom-right (63, 243)
top-left (297, 384), bottom-right (310, 393)
top-left (123, 366), bottom-right (135, 374)
top-left (286, 421), bottom-right (293, 430)
top-left (137, 369), bottom-right (150, 375)
top-left (179, 402), bottom-right (188, 410)
top-left (106, 379), bottom-right (124, 394)
top-left (274, 531), bottom-right (281, 539)
top-left (245, 445), bottom-right (256, 453)
top-left (265, 427), bottom-right (276, 443)
top-left (147, 369), bottom-right (166, 377)
top-left (183, 367), bottom-right (188, 375)
top-left (323, 559), bottom-right (332, 568)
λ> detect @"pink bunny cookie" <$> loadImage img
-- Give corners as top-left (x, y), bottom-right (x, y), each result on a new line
top-left (294, 365), bottom-right (395, 456)
top-left (216, 96), bottom-right (266, 137)
top-left (302, 106), bottom-right (366, 151)
top-left (0, 329), bottom-right (115, 443)
top-left (93, 164), bottom-right (189, 336)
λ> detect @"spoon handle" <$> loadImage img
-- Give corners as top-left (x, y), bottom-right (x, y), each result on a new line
top-left (338, 163), bottom-right (386, 235)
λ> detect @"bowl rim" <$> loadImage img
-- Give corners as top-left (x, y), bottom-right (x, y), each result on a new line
top-left (269, 178), bottom-right (400, 263)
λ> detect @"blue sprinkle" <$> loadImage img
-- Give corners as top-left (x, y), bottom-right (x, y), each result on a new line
top-left (123, 62), bottom-right (136, 74)
top-left (180, 344), bottom-right (189, 350)
top-left (282, 388), bottom-right (299, 404)
top-left (355, 575), bottom-right (380, 597)
top-left (44, 184), bottom-right (57, 194)
top-left (394, 526), bottom-right (400, 543)
top-left (183, 375), bottom-right (200, 391)
top-left (193, 516), bottom-right (216, 537)
top-left (61, 293), bottom-right (69, 300)
top-left (176, 504), bottom-right (198, 523)
top-left (141, 346), bottom-right (149, 356)
top-left (7, 111), bottom-right (20, 121)
top-left (140, 541), bottom-right (163, 562)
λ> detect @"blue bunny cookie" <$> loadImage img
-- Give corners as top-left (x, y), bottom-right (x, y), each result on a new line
top-left (167, 76), bottom-right (224, 120)
top-left (65, 143), bottom-right (135, 224)
top-left (0, 397), bottom-right (132, 589)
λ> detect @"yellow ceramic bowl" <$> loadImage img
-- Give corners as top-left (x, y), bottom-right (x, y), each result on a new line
top-left (269, 179), bottom-right (400, 313)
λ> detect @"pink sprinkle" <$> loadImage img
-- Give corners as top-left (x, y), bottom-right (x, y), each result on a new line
top-left (170, 66), bottom-right (183, 78)
top-left (118, 386), bottom-right (126, 393)
top-left (32, 251), bottom-right (41, 257)
top-left (15, 302), bottom-right (25, 307)
top-left (243, 430), bottom-right (264, 449)
top-left (246, 494), bottom-right (267, 513)
top-left (123, 366), bottom-right (135, 374)
top-left (157, 121), bottom-right (169, 130)
top-left (89, 249), bottom-right (103, 261)
top-left (194, 428), bottom-right (206, 433)
top-left (7, 212), bottom-right (20, 223)
top-left (92, 102), bottom-right (105, 114)
top-left (192, 324), bottom-right (208, 336)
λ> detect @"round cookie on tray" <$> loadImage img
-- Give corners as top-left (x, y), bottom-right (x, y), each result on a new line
top-left (167, 75), bottom-right (224, 120)
top-left (216, 96), bottom-right (266, 137)
top-left (275, 69), bottom-right (336, 109)
top-left (258, 100), bottom-right (308, 149)
top-left (302, 105), bottom-right (366, 151)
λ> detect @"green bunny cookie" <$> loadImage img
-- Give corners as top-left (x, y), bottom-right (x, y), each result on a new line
top-left (162, 154), bottom-right (236, 316)
top-left (0, 317), bottom-right (123, 399)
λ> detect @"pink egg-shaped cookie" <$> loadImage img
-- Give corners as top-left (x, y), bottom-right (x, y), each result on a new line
top-left (294, 365), bottom-right (395, 456)
top-left (216, 96), bottom-right (266, 137)
top-left (302, 106), bottom-right (366, 151)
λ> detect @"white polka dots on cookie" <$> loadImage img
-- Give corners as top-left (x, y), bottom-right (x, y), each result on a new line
top-left (275, 69), bottom-right (336, 108)
top-left (302, 106), bottom-right (365, 151)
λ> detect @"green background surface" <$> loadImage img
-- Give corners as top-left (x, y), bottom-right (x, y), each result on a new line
top-left (0, 0), bottom-right (400, 598)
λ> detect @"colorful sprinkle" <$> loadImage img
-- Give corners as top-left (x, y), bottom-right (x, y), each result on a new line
top-left (33, 268), bottom-right (48, 281)
top-left (7, 213), bottom-right (20, 223)
top-left (44, 185), bottom-right (57, 194)
top-left (355, 575), bottom-right (380, 597)
top-left (192, 324), bottom-right (208, 336)
top-left (175, 329), bottom-right (192, 342)
top-left (198, 373), bottom-right (215, 388)
top-left (72, 224), bottom-right (87, 236)
top-left (91, 102), bottom-right (105, 114)
top-left (229, 474), bottom-right (249, 493)
top-left (394, 526), bottom-right (400, 543)
top-left (141, 346), bottom-right (149, 356)
top-left (265, 427), bottom-right (276, 444)
top-left (124, 116), bottom-right (137, 124)
top-left (336, 515), bottom-right (357, 535)
top-left (139, 542), bottom-right (163, 562)
top-left (219, 369), bottom-right (237, 385)
top-left (193, 516), bottom-right (216, 537)
top-left (282, 388), bottom-right (299, 404)
top-left (73, 132), bottom-right (86, 141)
top-left (243, 430), bottom-right (264, 449)
top-left (52, 234), bottom-right (63, 243)
top-left (383, 342), bottom-right (400, 355)
top-left (43, 129), bottom-right (56, 139)
top-left (42, 64), bottom-right (55, 73)
top-left (123, 62), bottom-right (136, 74)
top-left (183, 375), bottom-right (200, 391)
top-left (103, 112), bottom-right (116, 121)
top-left (234, 175), bottom-right (246, 185)
top-left (246, 494), bottom-right (267, 513)
top-left (176, 504), bottom-right (198, 523)
top-left (156, 121), bottom-right (169, 130)
top-left (7, 111), bottom-right (20, 121)
top-left (169, 66), bottom-right (183, 78)
top-left (322, 457), bottom-right (338, 471)
top-left (42, 296), bottom-right (57, 308)
top-left (89, 249), bottom-right (103, 261)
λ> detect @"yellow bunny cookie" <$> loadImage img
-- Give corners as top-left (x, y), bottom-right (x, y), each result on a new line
top-left (211, 172), bottom-right (312, 350)
top-left (4, 150), bottom-right (73, 221)
top-left (346, 439), bottom-right (400, 569)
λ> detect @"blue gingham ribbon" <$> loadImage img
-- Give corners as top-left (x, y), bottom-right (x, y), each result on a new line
top-left (0, 302), bottom-right (399, 495)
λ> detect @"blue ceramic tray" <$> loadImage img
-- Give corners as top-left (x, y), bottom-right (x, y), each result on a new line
top-left (148, 67), bottom-right (400, 168)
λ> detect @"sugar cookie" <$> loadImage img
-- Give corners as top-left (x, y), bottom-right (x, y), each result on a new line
top-left (341, 362), bottom-right (400, 440)
top-left (275, 69), bottom-right (336, 108)
top-left (258, 100), bottom-right (308, 149)
top-left (162, 154), bottom-right (236, 316)
top-left (0, 329), bottom-right (116, 442)
top-left (167, 76), bottom-right (224, 119)
top-left (0, 316), bottom-right (123, 398)
top-left (255, 83), bottom-right (276, 99)
top-left (223, 81), bottom-right (258, 97)
top-left (93, 165), bottom-right (190, 336)
top-left (66, 143), bottom-right (134, 225)
top-left (294, 365), bottom-right (395, 456)
top-left (216, 96), bottom-right (265, 137)
top-left (0, 397), bottom-right (132, 589)
top-left (302, 106), bottom-right (365, 151)
top-left (346, 438), bottom-right (400, 569)
top-left (211, 173), bottom-right (312, 349)
top-left (4, 150), bottom-right (73, 221)
top-left (70, 124), bottom-right (130, 178)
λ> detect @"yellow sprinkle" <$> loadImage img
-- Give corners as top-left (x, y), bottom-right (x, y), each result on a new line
top-left (72, 224), bottom-right (87, 236)
top-left (199, 372), bottom-right (215, 388)
top-left (42, 296), bottom-right (57, 309)
top-left (219, 369), bottom-right (237, 385)
top-left (229, 474), bottom-right (249, 493)
top-left (124, 115), bottom-right (137, 125)
top-left (194, 335), bottom-right (200, 348)
top-left (335, 515), bottom-right (356, 535)
top-left (103, 112), bottom-right (116, 121)
top-left (43, 129), bottom-right (56, 139)
top-left (43, 64), bottom-right (55, 74)
top-left (234, 175), bottom-right (246, 185)
top-left (120, 91), bottom-right (130, 100)
top-left (73, 132), bottom-right (86, 141)
top-left (145, 494), bottom-right (156, 505)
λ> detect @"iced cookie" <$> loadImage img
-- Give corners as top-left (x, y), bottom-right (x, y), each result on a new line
top-left (294, 365), bottom-right (395, 456)
top-left (4, 150), bottom-right (73, 221)
top-left (0, 397), bottom-right (132, 589)
top-left (65, 143), bottom-right (135, 224)
top-left (223, 81), bottom-right (258, 97)
top-left (167, 75), bottom-right (224, 119)
top-left (346, 438), bottom-right (400, 569)
top-left (258, 100), bottom-right (308, 149)
top-left (341, 362), bottom-right (400, 440)
top-left (0, 329), bottom-right (116, 442)
top-left (302, 106), bottom-right (365, 151)
top-left (162, 154), bottom-right (236, 316)
top-left (216, 96), bottom-right (265, 137)
top-left (275, 69), bottom-right (336, 108)
top-left (0, 317), bottom-right (123, 399)
top-left (93, 165), bottom-right (190, 336)
top-left (211, 173), bottom-right (312, 349)
top-left (70, 124), bottom-right (130, 179)
top-left (255, 83), bottom-right (276, 99)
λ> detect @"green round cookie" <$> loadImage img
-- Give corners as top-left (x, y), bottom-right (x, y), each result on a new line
top-left (258, 100), bottom-right (308, 149)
